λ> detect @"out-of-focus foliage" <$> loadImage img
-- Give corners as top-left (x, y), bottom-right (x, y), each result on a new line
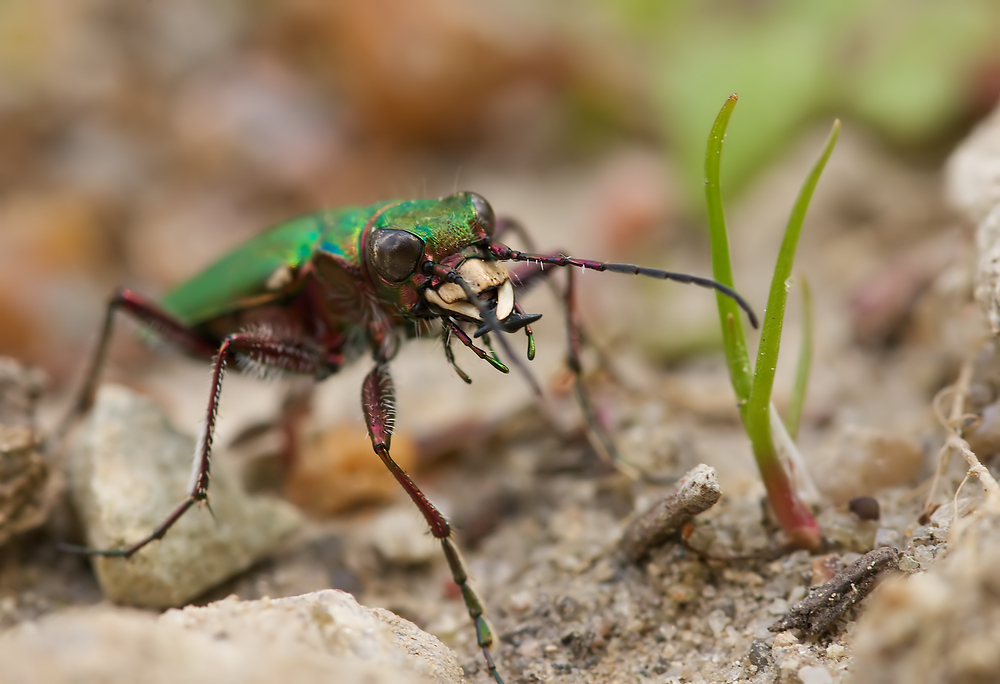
top-left (0, 0), bottom-right (997, 369)
top-left (596, 0), bottom-right (1000, 198)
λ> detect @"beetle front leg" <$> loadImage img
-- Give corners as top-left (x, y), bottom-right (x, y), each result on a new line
top-left (361, 364), bottom-right (504, 684)
top-left (65, 331), bottom-right (326, 558)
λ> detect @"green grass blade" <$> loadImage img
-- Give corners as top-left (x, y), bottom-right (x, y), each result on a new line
top-left (702, 97), bottom-right (834, 551)
top-left (745, 120), bottom-right (840, 447)
top-left (705, 94), bottom-right (752, 409)
top-left (785, 275), bottom-right (814, 440)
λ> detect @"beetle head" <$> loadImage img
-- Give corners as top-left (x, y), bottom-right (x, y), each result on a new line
top-left (363, 192), bottom-right (536, 332)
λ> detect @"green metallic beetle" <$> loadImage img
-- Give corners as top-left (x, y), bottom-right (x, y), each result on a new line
top-left (62, 192), bottom-right (756, 684)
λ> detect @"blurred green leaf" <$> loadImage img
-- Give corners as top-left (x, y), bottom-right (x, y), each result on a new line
top-left (596, 0), bottom-right (999, 202)
top-left (849, 3), bottom-right (995, 139)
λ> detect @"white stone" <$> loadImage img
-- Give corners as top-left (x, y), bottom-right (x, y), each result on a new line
top-left (946, 105), bottom-right (1000, 224)
top-left (798, 664), bottom-right (832, 684)
top-left (68, 384), bottom-right (303, 607)
top-left (370, 504), bottom-right (440, 565)
top-left (0, 590), bottom-right (464, 683)
top-left (946, 103), bottom-right (1000, 336)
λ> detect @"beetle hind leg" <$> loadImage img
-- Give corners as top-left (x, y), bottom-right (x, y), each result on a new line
top-left (62, 330), bottom-right (326, 558)
top-left (52, 288), bottom-right (219, 448)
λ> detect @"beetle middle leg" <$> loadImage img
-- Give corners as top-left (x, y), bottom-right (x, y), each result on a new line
top-left (361, 363), bottom-right (505, 684)
top-left (67, 329), bottom-right (327, 557)
top-left (495, 242), bottom-right (759, 481)
top-left (505, 259), bottom-right (646, 478)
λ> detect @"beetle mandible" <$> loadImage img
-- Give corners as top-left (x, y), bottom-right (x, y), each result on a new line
top-left (60, 191), bottom-right (757, 684)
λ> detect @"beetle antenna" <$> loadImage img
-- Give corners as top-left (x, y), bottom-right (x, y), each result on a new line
top-left (489, 243), bottom-right (759, 329)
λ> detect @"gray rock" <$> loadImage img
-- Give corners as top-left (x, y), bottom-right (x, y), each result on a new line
top-left (0, 590), bottom-right (465, 684)
top-left (68, 384), bottom-right (302, 607)
top-left (163, 590), bottom-right (465, 682)
top-left (946, 104), bottom-right (1000, 225)
top-left (946, 103), bottom-right (1000, 336)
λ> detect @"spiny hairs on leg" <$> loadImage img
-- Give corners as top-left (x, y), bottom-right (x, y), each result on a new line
top-left (233, 324), bottom-right (325, 380)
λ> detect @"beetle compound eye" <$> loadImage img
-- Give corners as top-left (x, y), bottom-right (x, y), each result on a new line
top-left (468, 192), bottom-right (496, 236)
top-left (370, 229), bottom-right (425, 282)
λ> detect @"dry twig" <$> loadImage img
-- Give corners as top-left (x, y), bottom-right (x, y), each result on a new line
top-left (925, 360), bottom-right (1000, 515)
top-left (618, 464), bottom-right (721, 563)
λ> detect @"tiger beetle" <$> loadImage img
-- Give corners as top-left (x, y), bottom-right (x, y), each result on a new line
top-left (58, 192), bottom-right (757, 683)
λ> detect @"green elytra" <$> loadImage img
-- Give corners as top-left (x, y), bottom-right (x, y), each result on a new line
top-left (159, 195), bottom-right (487, 332)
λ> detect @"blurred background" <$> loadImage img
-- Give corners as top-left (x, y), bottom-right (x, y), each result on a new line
top-left (0, 0), bottom-right (998, 422)
top-left (3, 2), bottom-right (1000, 675)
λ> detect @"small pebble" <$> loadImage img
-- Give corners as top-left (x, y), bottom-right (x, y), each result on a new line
top-left (767, 598), bottom-right (790, 616)
top-left (826, 643), bottom-right (846, 659)
top-left (370, 505), bottom-right (438, 566)
top-left (69, 385), bottom-right (302, 608)
top-left (667, 585), bottom-right (697, 604)
top-left (773, 631), bottom-right (799, 647)
top-left (516, 638), bottom-right (540, 658)
top-left (798, 664), bottom-right (832, 684)
top-left (786, 585), bottom-right (807, 604)
top-left (747, 639), bottom-right (770, 669)
top-left (507, 590), bottom-right (533, 614)
top-left (706, 609), bottom-right (729, 637)
top-left (849, 496), bottom-right (880, 521)
top-left (555, 595), bottom-right (579, 620)
top-left (912, 545), bottom-right (936, 567)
